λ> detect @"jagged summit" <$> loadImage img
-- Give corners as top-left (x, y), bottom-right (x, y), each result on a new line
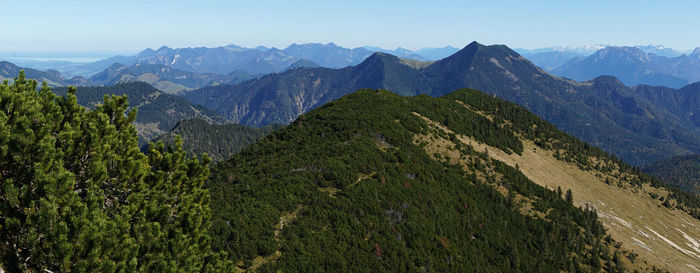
top-left (553, 45), bottom-right (700, 88)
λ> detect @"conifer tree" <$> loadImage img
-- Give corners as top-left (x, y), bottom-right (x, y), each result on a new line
top-left (565, 189), bottom-right (574, 204)
top-left (0, 72), bottom-right (231, 272)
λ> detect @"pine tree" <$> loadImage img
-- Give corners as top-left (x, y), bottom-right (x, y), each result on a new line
top-left (565, 189), bottom-right (574, 204)
top-left (557, 186), bottom-right (563, 198)
top-left (0, 72), bottom-right (231, 272)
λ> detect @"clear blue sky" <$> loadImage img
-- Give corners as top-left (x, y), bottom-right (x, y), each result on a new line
top-left (2, 0), bottom-right (699, 52)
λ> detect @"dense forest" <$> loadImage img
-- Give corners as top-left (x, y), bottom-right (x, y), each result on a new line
top-left (643, 155), bottom-right (700, 194)
top-left (150, 118), bottom-right (282, 162)
top-left (0, 72), bottom-right (232, 272)
top-left (207, 88), bottom-right (673, 272)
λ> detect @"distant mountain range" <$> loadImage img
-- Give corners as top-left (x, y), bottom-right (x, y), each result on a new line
top-left (518, 44), bottom-right (700, 88)
top-left (362, 46), bottom-right (426, 60)
top-left (182, 42), bottom-right (700, 166)
top-left (89, 63), bottom-right (255, 94)
top-left (518, 45), bottom-right (695, 74)
top-left (1, 60), bottom-right (262, 93)
top-left (517, 44), bottom-right (690, 58)
top-left (0, 61), bottom-right (90, 86)
top-left (636, 45), bottom-right (689, 57)
top-left (89, 43), bottom-right (462, 76)
top-left (53, 82), bottom-right (228, 144)
top-left (12, 42), bottom-right (700, 92)
top-left (516, 45), bottom-right (607, 58)
top-left (0, 43), bottom-right (461, 93)
top-left (552, 46), bottom-right (700, 88)
top-left (520, 51), bottom-right (584, 71)
top-left (3, 44), bottom-right (462, 79)
top-left (7, 41), bottom-right (700, 166)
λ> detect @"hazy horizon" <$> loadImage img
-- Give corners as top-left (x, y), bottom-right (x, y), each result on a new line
top-left (3, 0), bottom-right (699, 53)
top-left (0, 42), bottom-right (696, 60)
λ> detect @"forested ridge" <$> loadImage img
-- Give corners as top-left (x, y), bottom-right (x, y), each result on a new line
top-left (206, 88), bottom-right (683, 272)
top-left (150, 119), bottom-right (282, 162)
top-left (183, 42), bottom-right (700, 166)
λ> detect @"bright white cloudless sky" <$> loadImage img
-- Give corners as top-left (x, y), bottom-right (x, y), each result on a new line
top-left (1, 0), bottom-right (698, 53)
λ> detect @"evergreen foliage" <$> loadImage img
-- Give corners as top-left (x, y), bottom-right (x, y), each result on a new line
top-left (150, 119), bottom-right (282, 162)
top-left (207, 88), bottom-right (639, 272)
top-left (53, 82), bottom-right (228, 145)
top-left (643, 155), bottom-right (700, 194)
top-left (0, 72), bottom-right (231, 272)
top-left (444, 89), bottom-right (700, 219)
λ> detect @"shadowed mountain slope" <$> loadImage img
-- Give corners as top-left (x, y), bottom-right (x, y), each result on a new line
top-left (184, 42), bottom-right (700, 166)
top-left (53, 82), bottom-right (228, 144)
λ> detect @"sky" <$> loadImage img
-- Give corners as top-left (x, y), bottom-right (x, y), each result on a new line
top-left (2, 0), bottom-right (699, 54)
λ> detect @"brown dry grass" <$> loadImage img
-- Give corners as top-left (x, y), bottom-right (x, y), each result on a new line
top-left (413, 112), bottom-right (700, 272)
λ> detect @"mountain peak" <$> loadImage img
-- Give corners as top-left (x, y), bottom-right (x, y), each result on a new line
top-left (594, 46), bottom-right (651, 62)
top-left (0, 60), bottom-right (18, 69)
top-left (589, 75), bottom-right (626, 86)
top-left (442, 41), bottom-right (518, 62)
top-left (443, 41), bottom-right (483, 60)
top-left (463, 41), bottom-right (483, 50)
top-left (283, 58), bottom-right (320, 71)
top-left (358, 52), bottom-right (402, 65)
top-left (452, 41), bottom-right (518, 58)
top-left (363, 52), bottom-right (399, 60)
top-left (691, 47), bottom-right (700, 58)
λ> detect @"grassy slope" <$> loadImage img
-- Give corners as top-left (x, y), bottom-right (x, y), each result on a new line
top-left (416, 111), bottom-right (700, 272)
top-left (205, 88), bottom-right (700, 272)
